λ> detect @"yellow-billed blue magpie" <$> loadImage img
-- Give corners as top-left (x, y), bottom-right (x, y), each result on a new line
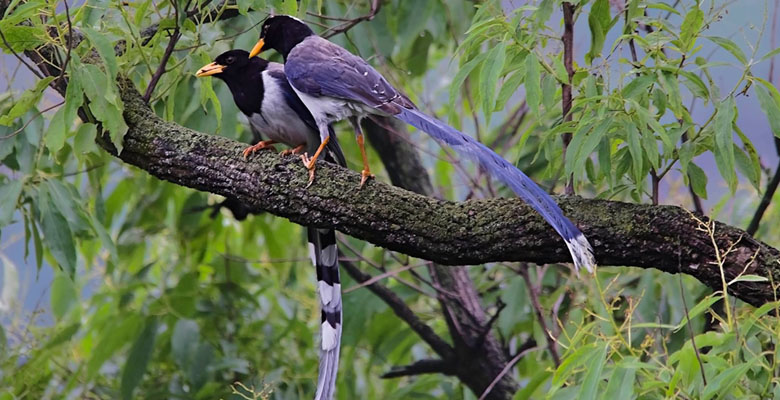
top-left (248, 16), bottom-right (596, 278)
top-left (196, 50), bottom-right (344, 400)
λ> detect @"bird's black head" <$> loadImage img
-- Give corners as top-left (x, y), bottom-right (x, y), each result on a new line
top-left (195, 49), bottom-right (268, 115)
top-left (196, 49), bottom-right (267, 79)
top-left (249, 15), bottom-right (314, 60)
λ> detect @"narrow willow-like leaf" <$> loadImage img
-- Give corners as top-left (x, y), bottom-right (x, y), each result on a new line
top-left (480, 42), bottom-right (507, 124)
top-left (754, 80), bottom-right (780, 137)
top-left (0, 180), bottom-right (22, 227)
top-left (678, 6), bottom-right (703, 53)
top-left (121, 318), bottom-right (158, 400)
top-left (687, 162), bottom-right (708, 199)
top-left (706, 36), bottom-right (748, 64)
top-left (713, 97), bottom-right (737, 192)
top-left (525, 52), bottom-right (541, 118)
top-left (586, 0), bottom-right (610, 64)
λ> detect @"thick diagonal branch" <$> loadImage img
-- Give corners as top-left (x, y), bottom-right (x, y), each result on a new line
top-left (107, 79), bottom-right (779, 309)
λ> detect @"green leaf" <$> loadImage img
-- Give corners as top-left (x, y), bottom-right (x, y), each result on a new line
top-left (760, 46), bottom-right (780, 62)
top-left (542, 73), bottom-right (558, 111)
top-left (0, 179), bottom-right (23, 226)
top-left (0, 76), bottom-right (55, 126)
top-left (586, 0), bottom-right (610, 64)
top-left (734, 125), bottom-right (761, 192)
top-left (625, 121), bottom-right (643, 184)
top-left (678, 6), bottom-right (703, 53)
top-left (51, 271), bottom-right (79, 321)
top-left (197, 52), bottom-right (223, 132)
top-left (121, 318), bottom-right (158, 400)
top-left (579, 343), bottom-right (607, 400)
top-left (480, 42), bottom-right (507, 123)
top-left (46, 107), bottom-right (67, 154)
top-left (87, 313), bottom-right (143, 378)
top-left (733, 145), bottom-right (759, 191)
top-left (514, 369), bottom-right (550, 399)
top-left (495, 67), bottom-right (525, 112)
top-left (647, 3), bottom-right (680, 15)
top-left (0, 324), bottom-right (5, 358)
top-left (281, 0), bottom-right (297, 14)
top-left (448, 52), bottom-right (489, 113)
top-left (729, 274), bottom-right (768, 284)
top-left (0, 25), bottom-right (46, 52)
top-left (713, 97), bottom-right (737, 192)
top-left (678, 70), bottom-right (709, 101)
top-left (553, 343), bottom-right (598, 387)
top-left (406, 30), bottom-right (433, 77)
top-left (525, 53), bottom-right (541, 118)
top-left (78, 64), bottom-right (128, 151)
top-left (674, 294), bottom-right (722, 331)
top-left (532, 0), bottom-right (554, 28)
top-left (172, 319), bottom-right (200, 368)
top-left (701, 359), bottom-right (754, 400)
top-left (754, 80), bottom-right (780, 137)
top-left (603, 359), bottom-right (637, 400)
top-left (706, 36), bottom-right (748, 64)
top-left (687, 162), bottom-right (708, 200)
top-left (81, 27), bottom-right (119, 79)
top-left (621, 75), bottom-right (655, 99)
top-left (38, 194), bottom-right (76, 277)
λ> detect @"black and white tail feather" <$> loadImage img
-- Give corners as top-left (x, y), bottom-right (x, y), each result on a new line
top-left (307, 144), bottom-right (344, 400)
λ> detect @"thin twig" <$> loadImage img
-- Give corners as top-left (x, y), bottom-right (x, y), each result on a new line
top-left (561, 2), bottom-right (576, 195)
top-left (381, 358), bottom-right (454, 379)
top-left (343, 263), bottom-right (422, 294)
top-left (677, 241), bottom-right (708, 385)
top-left (320, 0), bottom-right (382, 39)
top-left (746, 2), bottom-right (780, 235)
top-left (339, 252), bottom-right (455, 359)
top-left (477, 343), bottom-right (537, 400)
top-left (747, 158), bottom-right (780, 235)
top-left (0, 100), bottom-right (65, 140)
top-left (0, 26), bottom-right (45, 79)
top-left (520, 264), bottom-right (561, 366)
top-left (55, 0), bottom-right (73, 88)
top-left (143, 1), bottom-right (183, 103)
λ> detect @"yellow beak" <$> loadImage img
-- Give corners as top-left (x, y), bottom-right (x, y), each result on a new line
top-left (248, 38), bottom-right (265, 58)
top-left (195, 62), bottom-right (225, 77)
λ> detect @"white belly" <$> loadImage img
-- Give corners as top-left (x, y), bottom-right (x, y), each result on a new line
top-left (247, 74), bottom-right (312, 147)
top-left (291, 86), bottom-right (373, 126)
top-left (247, 111), bottom-right (309, 146)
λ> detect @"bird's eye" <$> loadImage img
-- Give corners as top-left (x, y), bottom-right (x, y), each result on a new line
top-left (226, 56), bottom-right (235, 64)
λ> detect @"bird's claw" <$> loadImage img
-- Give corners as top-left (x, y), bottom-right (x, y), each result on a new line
top-left (301, 153), bottom-right (317, 187)
top-left (242, 141), bottom-right (277, 159)
top-left (359, 170), bottom-right (374, 189)
top-left (281, 144), bottom-right (305, 157)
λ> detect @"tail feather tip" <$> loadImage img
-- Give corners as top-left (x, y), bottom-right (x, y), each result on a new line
top-left (566, 233), bottom-right (596, 274)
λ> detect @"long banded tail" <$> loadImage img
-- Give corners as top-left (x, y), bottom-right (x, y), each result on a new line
top-left (307, 227), bottom-right (341, 400)
top-left (309, 139), bottom-right (344, 400)
top-left (394, 107), bottom-right (596, 273)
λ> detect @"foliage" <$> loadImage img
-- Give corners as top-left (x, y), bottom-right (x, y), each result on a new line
top-left (0, 0), bottom-right (779, 399)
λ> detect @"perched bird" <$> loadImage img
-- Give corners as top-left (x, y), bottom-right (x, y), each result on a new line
top-left (196, 50), bottom-right (344, 400)
top-left (248, 15), bottom-right (596, 275)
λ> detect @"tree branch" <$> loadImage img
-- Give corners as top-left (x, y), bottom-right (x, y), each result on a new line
top-left (381, 359), bottom-right (455, 379)
top-left (99, 78), bottom-right (780, 309)
top-left (339, 254), bottom-right (455, 359)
